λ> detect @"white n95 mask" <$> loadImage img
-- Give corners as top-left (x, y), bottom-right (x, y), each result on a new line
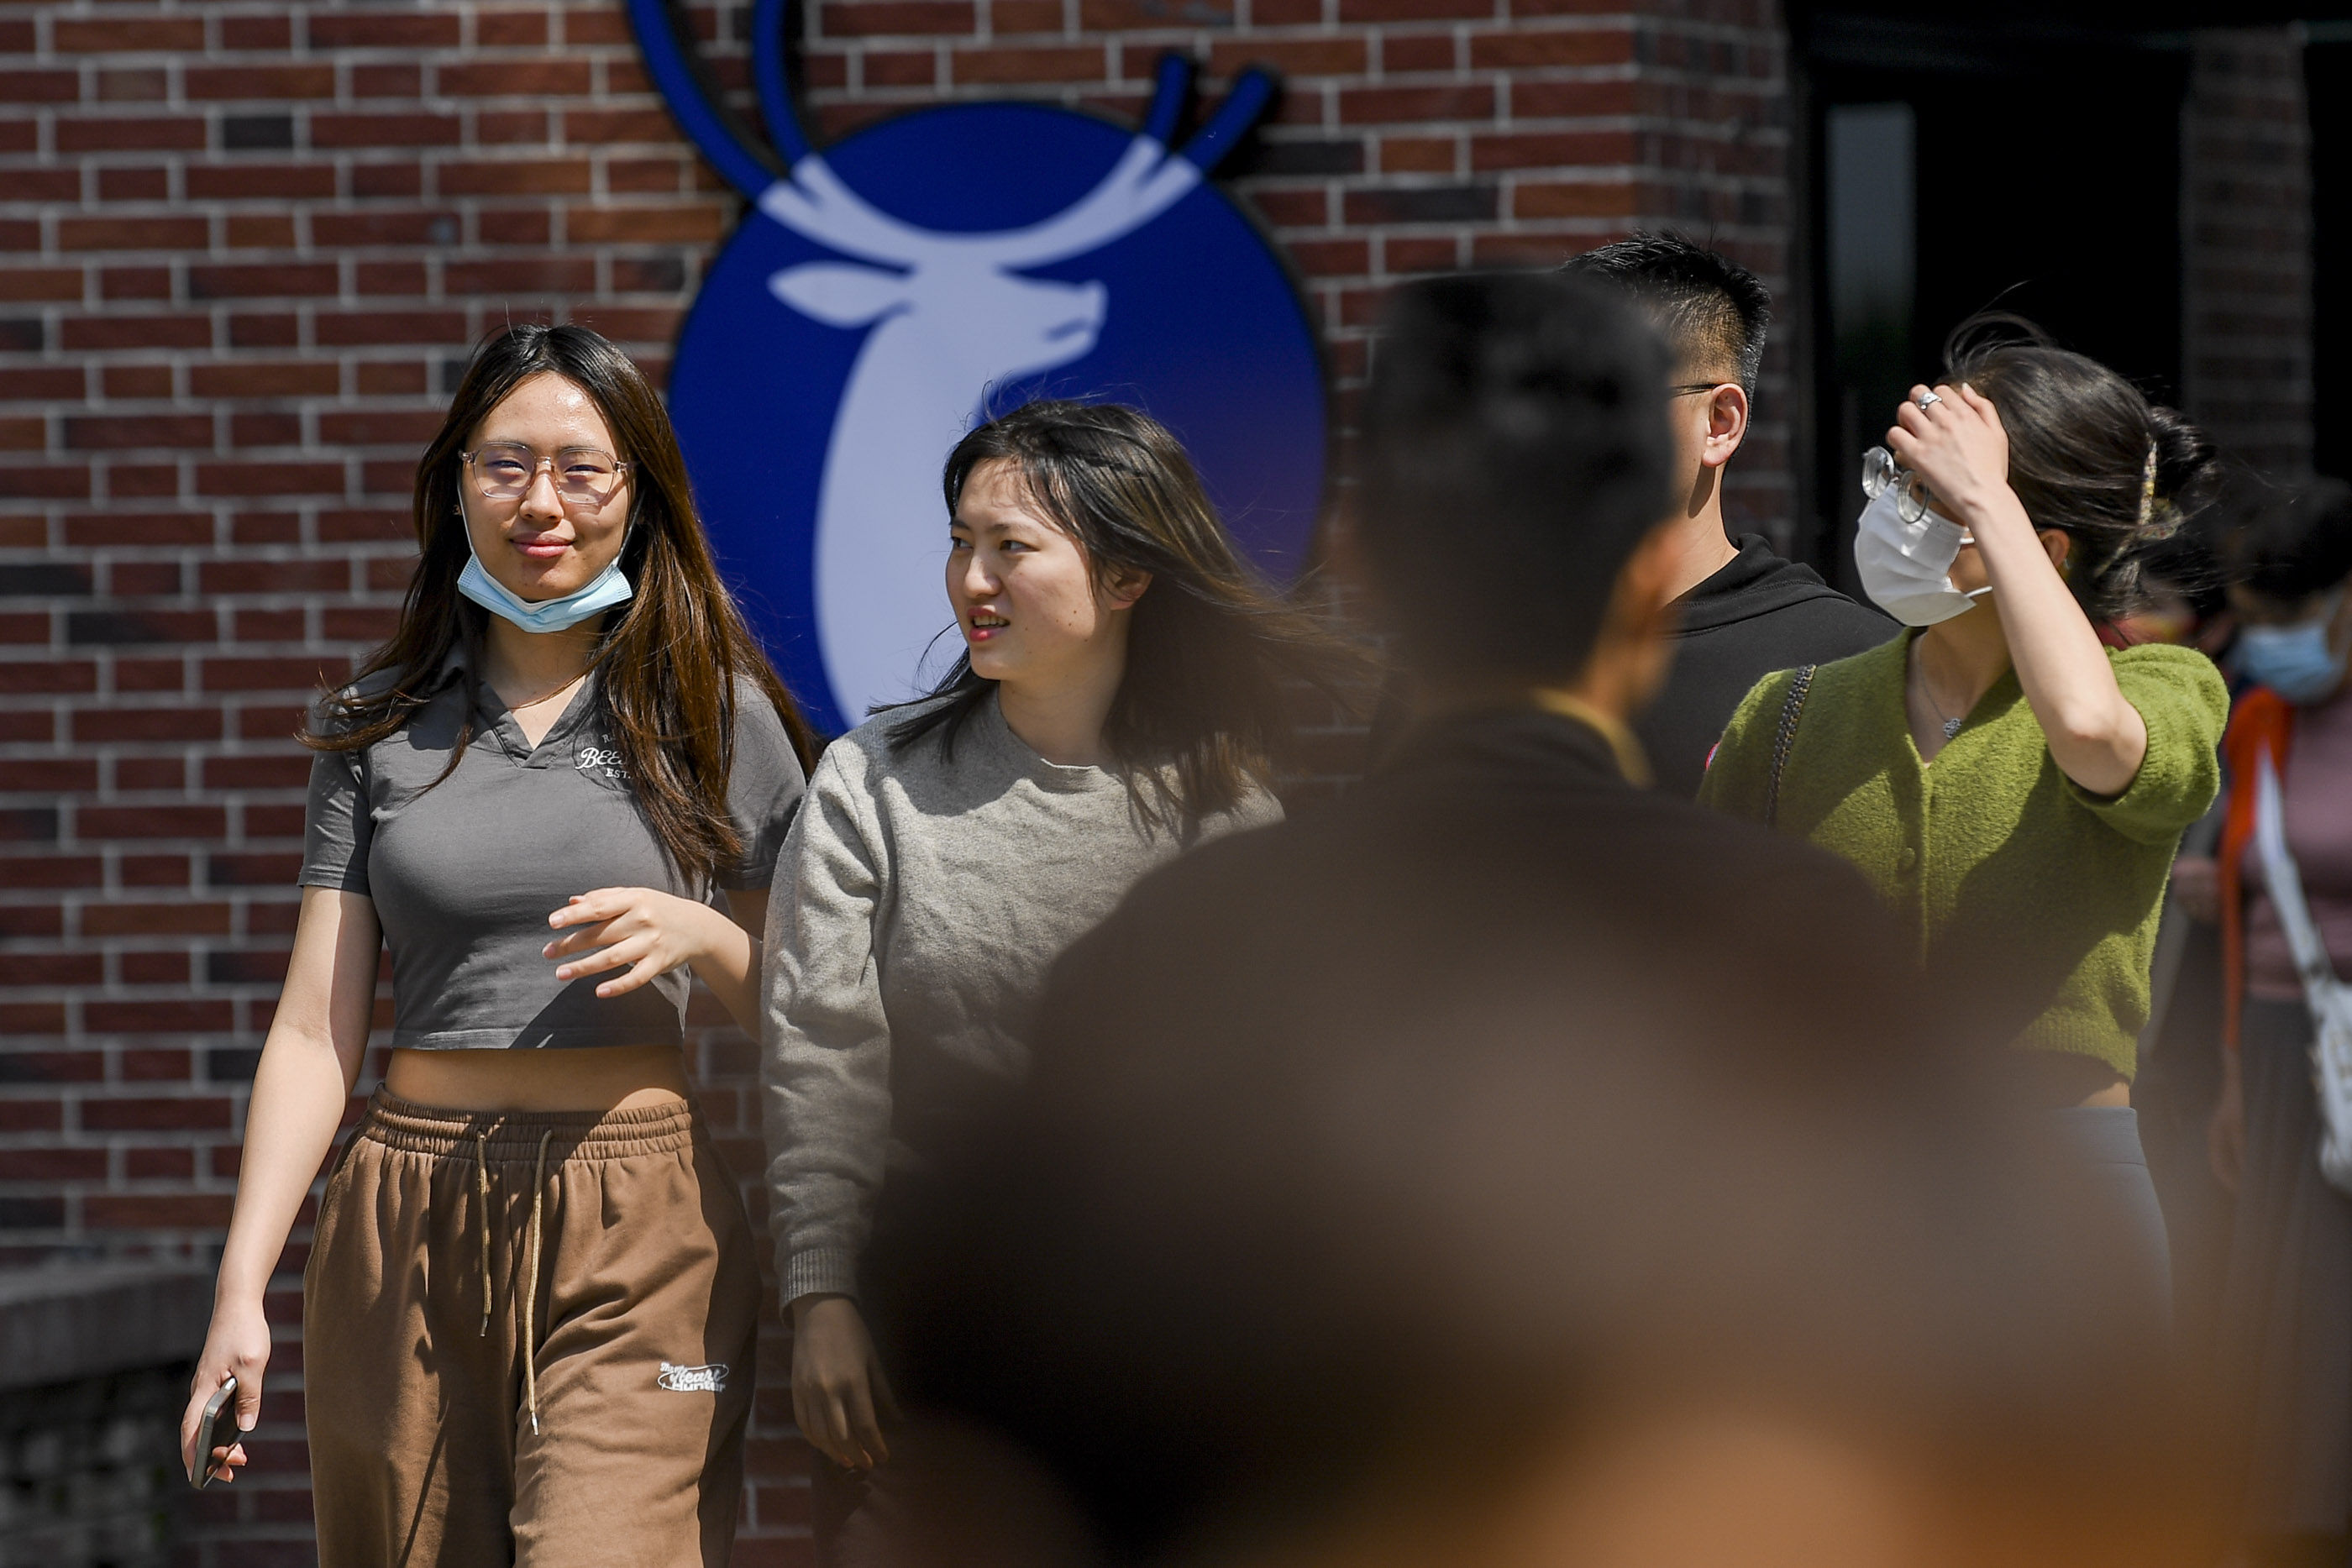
top-left (1851, 484), bottom-right (1987, 627)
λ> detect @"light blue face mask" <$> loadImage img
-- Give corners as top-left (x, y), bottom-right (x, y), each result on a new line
top-left (2236, 589), bottom-right (2348, 705)
top-left (456, 540), bottom-right (634, 634)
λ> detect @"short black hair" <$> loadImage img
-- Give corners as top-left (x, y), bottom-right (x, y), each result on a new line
top-left (1561, 231), bottom-right (1771, 399)
top-left (1356, 271), bottom-right (1673, 687)
top-left (2221, 474), bottom-right (2352, 606)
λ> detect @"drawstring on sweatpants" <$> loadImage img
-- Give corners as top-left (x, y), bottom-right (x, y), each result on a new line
top-left (470, 1124), bottom-right (559, 1434)
top-left (522, 1128), bottom-right (554, 1435)
top-left (475, 1130), bottom-right (493, 1336)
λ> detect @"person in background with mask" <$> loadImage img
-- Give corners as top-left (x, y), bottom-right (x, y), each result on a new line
top-left (2197, 479), bottom-right (2352, 1568)
top-left (1701, 314), bottom-right (2228, 1318)
top-left (1562, 233), bottom-right (1893, 798)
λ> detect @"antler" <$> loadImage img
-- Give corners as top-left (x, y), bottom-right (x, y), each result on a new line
top-left (759, 55), bottom-right (1278, 271)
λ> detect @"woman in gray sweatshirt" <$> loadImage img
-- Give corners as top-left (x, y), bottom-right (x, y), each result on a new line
top-left (760, 400), bottom-right (1358, 1560)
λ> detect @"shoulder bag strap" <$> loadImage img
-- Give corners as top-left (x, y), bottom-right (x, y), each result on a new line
top-left (1762, 664), bottom-right (1816, 831)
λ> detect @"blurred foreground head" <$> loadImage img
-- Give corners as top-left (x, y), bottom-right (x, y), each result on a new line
top-left (864, 275), bottom-right (2215, 1568)
top-left (1355, 271), bottom-right (1676, 689)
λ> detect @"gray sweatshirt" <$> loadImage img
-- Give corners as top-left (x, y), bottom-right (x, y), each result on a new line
top-left (761, 690), bottom-right (1282, 1303)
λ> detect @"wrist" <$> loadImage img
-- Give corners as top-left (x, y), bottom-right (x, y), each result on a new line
top-left (1950, 485), bottom-right (2029, 538)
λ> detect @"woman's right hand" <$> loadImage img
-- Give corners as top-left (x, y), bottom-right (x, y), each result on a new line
top-left (2208, 1049), bottom-right (2246, 1193)
top-left (180, 1297), bottom-right (269, 1484)
top-left (789, 1293), bottom-right (898, 1470)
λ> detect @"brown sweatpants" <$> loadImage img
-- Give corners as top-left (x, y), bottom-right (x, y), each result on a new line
top-left (303, 1089), bottom-right (759, 1568)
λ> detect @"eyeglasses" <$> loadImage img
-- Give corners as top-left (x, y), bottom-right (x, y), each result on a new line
top-left (1861, 445), bottom-right (1935, 526)
top-left (1670, 383), bottom-right (1729, 397)
top-left (463, 443), bottom-right (629, 507)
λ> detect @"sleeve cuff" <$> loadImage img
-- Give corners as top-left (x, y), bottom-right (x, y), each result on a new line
top-left (784, 1247), bottom-right (860, 1305)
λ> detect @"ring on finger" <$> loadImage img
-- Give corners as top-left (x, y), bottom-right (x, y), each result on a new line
top-left (1914, 391), bottom-right (1942, 411)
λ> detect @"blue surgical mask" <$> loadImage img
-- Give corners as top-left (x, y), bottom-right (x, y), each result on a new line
top-left (457, 540), bottom-right (634, 634)
top-left (2235, 589), bottom-right (2348, 705)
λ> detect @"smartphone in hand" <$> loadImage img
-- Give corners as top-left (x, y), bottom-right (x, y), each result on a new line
top-left (188, 1377), bottom-right (241, 1490)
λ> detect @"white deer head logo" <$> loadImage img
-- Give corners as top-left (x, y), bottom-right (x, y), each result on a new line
top-left (619, 1), bottom-right (1281, 724)
top-left (759, 139), bottom-right (1212, 721)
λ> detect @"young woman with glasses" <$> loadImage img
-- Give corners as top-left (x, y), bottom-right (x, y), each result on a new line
top-left (760, 398), bottom-right (1360, 1565)
top-left (1700, 315), bottom-right (2228, 1321)
top-left (178, 323), bottom-right (816, 1566)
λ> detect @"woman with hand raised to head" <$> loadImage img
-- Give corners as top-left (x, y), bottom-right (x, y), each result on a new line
top-left (1701, 315), bottom-right (2229, 1323)
top-left (178, 323), bottom-right (816, 1567)
top-left (762, 397), bottom-right (1361, 1565)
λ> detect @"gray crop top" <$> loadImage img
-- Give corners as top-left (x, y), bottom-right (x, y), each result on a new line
top-left (299, 640), bottom-right (806, 1051)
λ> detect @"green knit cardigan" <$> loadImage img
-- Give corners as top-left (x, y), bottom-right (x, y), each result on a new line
top-left (1697, 633), bottom-right (2227, 1077)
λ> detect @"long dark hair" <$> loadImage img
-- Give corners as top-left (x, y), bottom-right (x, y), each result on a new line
top-left (304, 323), bottom-right (818, 885)
top-left (1940, 312), bottom-right (2218, 621)
top-left (889, 400), bottom-right (1366, 830)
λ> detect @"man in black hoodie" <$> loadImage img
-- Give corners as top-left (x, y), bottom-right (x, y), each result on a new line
top-left (1564, 234), bottom-right (1893, 797)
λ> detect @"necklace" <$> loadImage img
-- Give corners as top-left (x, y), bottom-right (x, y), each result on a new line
top-left (1913, 649), bottom-right (1966, 742)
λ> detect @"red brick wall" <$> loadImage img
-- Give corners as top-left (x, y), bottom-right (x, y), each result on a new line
top-left (0, 1), bottom-right (1788, 1560)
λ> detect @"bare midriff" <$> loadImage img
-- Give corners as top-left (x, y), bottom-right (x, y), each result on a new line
top-left (384, 1043), bottom-right (690, 1114)
top-left (2013, 1050), bottom-right (2131, 1110)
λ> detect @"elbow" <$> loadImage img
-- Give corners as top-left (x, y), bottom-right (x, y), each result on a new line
top-left (2047, 697), bottom-right (2140, 763)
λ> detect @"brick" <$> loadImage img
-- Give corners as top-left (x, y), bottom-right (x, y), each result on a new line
top-left (220, 14), bottom-right (292, 49)
top-left (198, 559), bottom-right (349, 593)
top-left (437, 60), bottom-right (594, 97)
top-left (0, 466), bottom-right (93, 501)
top-left (315, 410), bottom-right (444, 446)
top-left (71, 707), bottom-right (218, 745)
top-left (55, 116), bottom-right (208, 154)
top-left (81, 902), bottom-right (233, 936)
top-left (85, 1194), bottom-right (239, 1229)
top-left (67, 608), bottom-right (214, 642)
top-left (72, 515), bottom-right (210, 552)
top-left (1467, 26), bottom-right (1633, 68)
top-left (821, 0), bottom-right (975, 32)
top-left (1510, 178), bottom-right (1637, 218)
top-left (190, 361), bottom-right (340, 399)
top-left (0, 170), bottom-right (81, 203)
top-left (0, 760), bottom-right (96, 792)
top-left (437, 159), bottom-right (595, 196)
top-left (0, 1149), bottom-right (107, 1182)
top-left (76, 1093), bottom-right (234, 1127)
top-left (310, 113), bottom-right (462, 149)
top-left (75, 805), bottom-right (228, 839)
top-left (65, 415), bottom-right (215, 451)
top-left (1338, 85), bottom-right (1494, 123)
top-left (57, 216), bottom-right (208, 252)
top-left (478, 8), bottom-right (553, 45)
top-left (100, 265), bottom-right (173, 301)
top-left (188, 263), bottom-right (341, 301)
top-left (1079, 0), bottom-right (1232, 24)
top-left (305, 13), bottom-right (464, 48)
top-left (950, 45), bottom-right (1105, 83)
top-left (0, 69), bottom-right (77, 103)
top-left (312, 311), bottom-right (468, 347)
top-left (1470, 129), bottom-right (1638, 170)
top-left (102, 367), bottom-right (173, 401)
top-left (52, 16), bottom-right (207, 51)
top-left (564, 206), bottom-right (726, 244)
top-left (1212, 38), bottom-right (1367, 76)
top-left (184, 64), bottom-right (337, 100)
top-left (0, 659), bottom-right (96, 693)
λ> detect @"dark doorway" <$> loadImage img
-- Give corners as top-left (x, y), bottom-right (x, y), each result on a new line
top-left (1795, 18), bottom-right (2190, 588)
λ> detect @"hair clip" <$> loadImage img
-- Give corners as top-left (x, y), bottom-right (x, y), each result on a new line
top-left (2136, 442), bottom-right (2158, 527)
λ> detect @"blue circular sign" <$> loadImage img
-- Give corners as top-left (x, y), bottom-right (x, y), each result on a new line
top-left (630, 1), bottom-right (1328, 733)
